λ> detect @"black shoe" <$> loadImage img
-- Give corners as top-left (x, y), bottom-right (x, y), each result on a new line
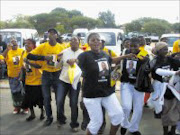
top-left (40, 114), bottom-right (45, 120)
top-left (98, 123), bottom-right (106, 134)
top-left (131, 131), bottom-right (141, 135)
top-left (154, 111), bottom-right (162, 119)
top-left (57, 120), bottom-right (66, 127)
top-left (43, 118), bottom-right (53, 126)
top-left (26, 115), bottom-right (35, 121)
top-left (121, 127), bottom-right (127, 135)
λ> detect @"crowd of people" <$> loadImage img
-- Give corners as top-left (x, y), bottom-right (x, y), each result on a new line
top-left (0, 28), bottom-right (180, 135)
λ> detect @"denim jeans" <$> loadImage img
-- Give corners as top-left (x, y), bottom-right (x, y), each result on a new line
top-left (42, 70), bottom-right (61, 119)
top-left (57, 80), bottom-right (81, 128)
top-left (0, 63), bottom-right (6, 79)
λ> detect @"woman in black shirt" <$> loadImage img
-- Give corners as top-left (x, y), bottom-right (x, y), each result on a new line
top-left (78, 33), bottom-right (135, 135)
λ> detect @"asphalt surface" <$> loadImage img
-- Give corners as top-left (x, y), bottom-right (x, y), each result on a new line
top-left (0, 79), bottom-right (164, 135)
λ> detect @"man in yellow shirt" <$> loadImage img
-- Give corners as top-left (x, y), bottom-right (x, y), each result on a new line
top-left (27, 28), bottom-right (64, 126)
top-left (173, 39), bottom-right (180, 53)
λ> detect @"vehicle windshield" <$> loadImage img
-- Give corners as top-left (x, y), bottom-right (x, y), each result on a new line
top-left (0, 31), bottom-right (22, 46)
top-left (166, 37), bottom-right (180, 47)
top-left (98, 32), bottom-right (116, 46)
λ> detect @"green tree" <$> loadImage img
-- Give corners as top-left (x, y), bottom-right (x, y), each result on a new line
top-left (142, 21), bottom-right (171, 36)
top-left (125, 20), bottom-right (142, 33)
top-left (98, 10), bottom-right (116, 28)
top-left (172, 23), bottom-right (180, 33)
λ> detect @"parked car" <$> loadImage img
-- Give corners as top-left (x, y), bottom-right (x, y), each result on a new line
top-left (85, 28), bottom-right (124, 55)
top-left (61, 33), bottom-right (72, 42)
top-left (160, 33), bottom-right (180, 51)
top-left (73, 28), bottom-right (89, 44)
top-left (0, 29), bottom-right (40, 48)
top-left (149, 33), bottom-right (159, 42)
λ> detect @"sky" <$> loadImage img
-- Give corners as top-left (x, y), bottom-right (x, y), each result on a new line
top-left (1, 0), bottom-right (180, 25)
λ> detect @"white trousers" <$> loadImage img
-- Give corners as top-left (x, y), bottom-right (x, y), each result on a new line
top-left (120, 82), bottom-right (144, 132)
top-left (148, 80), bottom-right (167, 114)
top-left (83, 93), bottom-right (124, 135)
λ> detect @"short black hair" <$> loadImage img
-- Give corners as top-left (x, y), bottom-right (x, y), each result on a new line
top-left (48, 28), bottom-right (58, 34)
top-left (26, 38), bottom-right (36, 45)
top-left (130, 37), bottom-right (140, 46)
top-left (87, 33), bottom-right (100, 44)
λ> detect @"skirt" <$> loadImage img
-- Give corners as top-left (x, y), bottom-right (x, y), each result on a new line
top-left (161, 98), bottom-right (180, 126)
top-left (21, 85), bottom-right (43, 109)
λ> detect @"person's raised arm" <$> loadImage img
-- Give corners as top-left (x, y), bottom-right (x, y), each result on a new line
top-left (112, 53), bottom-right (136, 64)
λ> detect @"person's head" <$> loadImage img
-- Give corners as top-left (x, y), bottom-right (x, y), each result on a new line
top-left (87, 33), bottom-right (101, 53)
top-left (122, 38), bottom-right (130, 49)
top-left (154, 42), bottom-right (168, 57)
top-left (129, 60), bottom-right (134, 69)
top-left (70, 36), bottom-right (80, 51)
top-left (138, 36), bottom-right (146, 46)
top-left (10, 38), bottom-right (18, 50)
top-left (101, 62), bottom-right (107, 70)
top-left (129, 37), bottom-right (140, 54)
top-left (25, 39), bottom-right (36, 52)
top-left (160, 37), bottom-right (168, 43)
top-left (0, 35), bottom-right (2, 42)
top-left (48, 28), bottom-right (58, 43)
top-left (100, 36), bottom-right (106, 50)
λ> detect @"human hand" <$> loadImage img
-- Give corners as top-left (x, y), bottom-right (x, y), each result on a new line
top-left (44, 56), bottom-right (53, 61)
top-left (67, 59), bottom-right (76, 67)
top-left (127, 53), bottom-right (136, 58)
top-left (175, 70), bottom-right (180, 76)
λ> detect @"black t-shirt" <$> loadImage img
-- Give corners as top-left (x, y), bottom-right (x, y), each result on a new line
top-left (121, 50), bottom-right (145, 84)
top-left (0, 41), bottom-right (7, 53)
top-left (151, 56), bottom-right (180, 82)
top-left (78, 51), bottom-right (114, 98)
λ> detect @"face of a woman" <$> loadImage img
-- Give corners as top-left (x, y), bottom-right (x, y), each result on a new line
top-left (11, 40), bottom-right (18, 50)
top-left (70, 37), bottom-right (79, 51)
top-left (25, 40), bottom-right (34, 52)
top-left (129, 43), bottom-right (140, 54)
top-left (159, 46), bottom-right (168, 57)
top-left (88, 34), bottom-right (101, 52)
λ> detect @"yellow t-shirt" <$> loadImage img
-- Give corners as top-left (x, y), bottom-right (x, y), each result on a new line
top-left (21, 51), bottom-right (42, 86)
top-left (0, 55), bottom-right (4, 60)
top-left (5, 48), bottom-right (24, 77)
top-left (30, 42), bottom-right (64, 72)
top-left (102, 47), bottom-right (117, 57)
top-left (173, 39), bottom-right (180, 53)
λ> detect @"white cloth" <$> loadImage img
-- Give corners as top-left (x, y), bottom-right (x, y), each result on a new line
top-left (156, 68), bottom-right (176, 76)
top-left (168, 75), bottom-right (180, 101)
top-left (55, 48), bottom-right (83, 84)
top-left (148, 80), bottom-right (167, 113)
top-left (83, 93), bottom-right (124, 135)
top-left (120, 82), bottom-right (144, 132)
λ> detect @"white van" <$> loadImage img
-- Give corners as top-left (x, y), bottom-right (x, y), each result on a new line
top-left (85, 28), bottom-right (124, 55)
top-left (73, 28), bottom-right (89, 42)
top-left (160, 33), bottom-right (180, 51)
top-left (0, 29), bottom-right (40, 48)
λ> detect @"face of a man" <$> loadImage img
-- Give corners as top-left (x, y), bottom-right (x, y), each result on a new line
top-left (48, 31), bottom-right (58, 42)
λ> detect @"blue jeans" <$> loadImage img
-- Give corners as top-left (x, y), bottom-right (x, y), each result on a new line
top-left (42, 70), bottom-right (61, 119)
top-left (0, 63), bottom-right (6, 79)
top-left (57, 80), bottom-right (81, 128)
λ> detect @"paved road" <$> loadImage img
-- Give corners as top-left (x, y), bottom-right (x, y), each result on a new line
top-left (0, 80), bottom-right (163, 135)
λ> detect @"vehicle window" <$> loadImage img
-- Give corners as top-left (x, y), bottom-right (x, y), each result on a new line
top-left (0, 32), bottom-right (22, 46)
top-left (98, 32), bottom-right (116, 46)
top-left (67, 34), bottom-right (72, 36)
top-left (167, 37), bottom-right (180, 47)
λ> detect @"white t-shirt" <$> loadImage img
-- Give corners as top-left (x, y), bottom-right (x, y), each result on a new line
top-left (57, 48), bottom-right (83, 83)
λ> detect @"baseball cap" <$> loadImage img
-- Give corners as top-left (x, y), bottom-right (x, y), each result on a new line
top-left (48, 28), bottom-right (58, 34)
